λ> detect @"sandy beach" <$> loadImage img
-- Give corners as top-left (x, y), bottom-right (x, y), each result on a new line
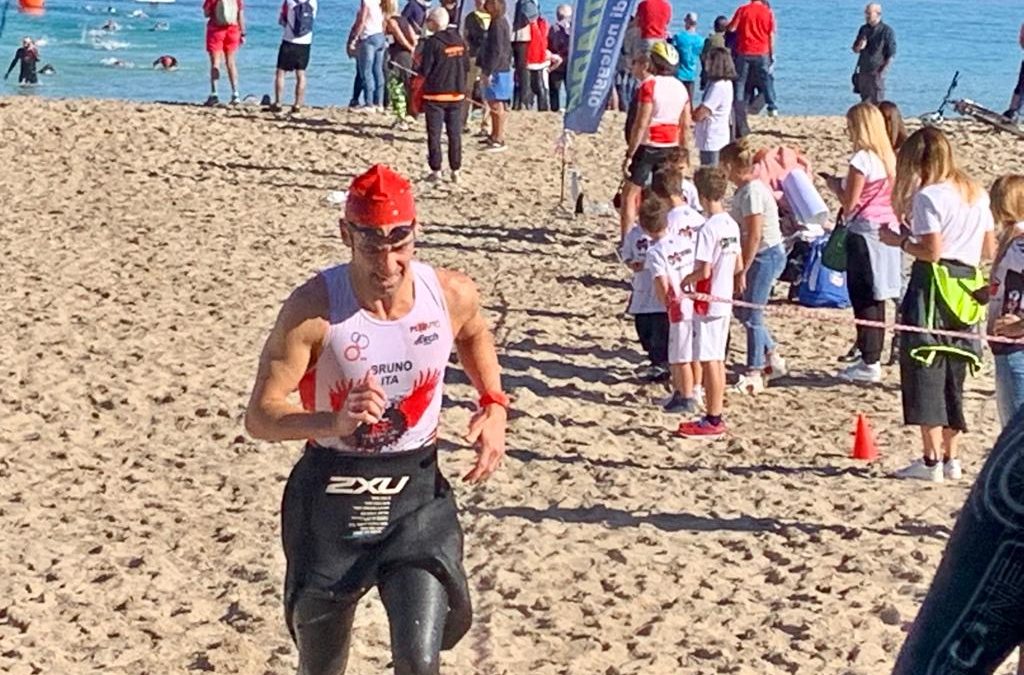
top-left (0, 96), bottom-right (1018, 674)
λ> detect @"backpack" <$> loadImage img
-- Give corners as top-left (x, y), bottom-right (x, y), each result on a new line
top-left (292, 0), bottom-right (314, 37)
top-left (213, 0), bottom-right (239, 27)
top-left (797, 235), bottom-right (851, 309)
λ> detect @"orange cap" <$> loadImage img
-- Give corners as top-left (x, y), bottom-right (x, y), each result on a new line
top-left (344, 165), bottom-right (417, 228)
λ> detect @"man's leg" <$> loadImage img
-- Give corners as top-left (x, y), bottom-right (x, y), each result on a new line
top-left (371, 37), bottom-right (386, 107)
top-left (549, 70), bottom-right (563, 112)
top-left (512, 42), bottom-right (529, 110)
top-left (757, 55), bottom-right (778, 112)
top-left (424, 102), bottom-right (444, 172)
top-left (444, 102), bottom-right (463, 172)
top-left (208, 50), bottom-right (222, 100)
top-left (273, 68), bottom-right (285, 106)
top-left (356, 38), bottom-right (375, 106)
top-left (290, 595), bottom-right (358, 675)
top-left (295, 69), bottom-right (307, 108)
top-left (379, 568), bottom-right (448, 675)
top-left (874, 70), bottom-right (886, 104)
top-left (224, 50), bottom-right (239, 99)
top-left (732, 56), bottom-right (751, 137)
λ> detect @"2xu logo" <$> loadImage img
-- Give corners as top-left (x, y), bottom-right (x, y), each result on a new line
top-left (325, 475), bottom-right (409, 495)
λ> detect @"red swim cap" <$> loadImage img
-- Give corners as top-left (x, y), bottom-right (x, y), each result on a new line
top-left (344, 165), bottom-right (416, 228)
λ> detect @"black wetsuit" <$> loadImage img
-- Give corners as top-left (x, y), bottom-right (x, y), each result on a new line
top-left (281, 444), bottom-right (471, 675)
top-left (5, 47), bottom-right (38, 84)
top-left (892, 406), bottom-right (1024, 673)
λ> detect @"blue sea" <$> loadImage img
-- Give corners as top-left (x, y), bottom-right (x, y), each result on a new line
top-left (1, 0), bottom-right (1021, 115)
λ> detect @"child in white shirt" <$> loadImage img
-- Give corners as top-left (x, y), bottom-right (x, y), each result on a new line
top-left (642, 203), bottom-right (697, 414)
top-left (679, 166), bottom-right (743, 437)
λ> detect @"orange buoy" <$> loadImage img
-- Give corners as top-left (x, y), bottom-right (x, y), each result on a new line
top-left (19, 0), bottom-right (45, 15)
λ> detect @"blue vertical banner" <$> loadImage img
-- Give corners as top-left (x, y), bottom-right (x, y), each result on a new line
top-left (563, 0), bottom-right (636, 134)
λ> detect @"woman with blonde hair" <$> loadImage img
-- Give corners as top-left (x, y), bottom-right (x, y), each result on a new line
top-left (879, 127), bottom-right (996, 482)
top-left (825, 102), bottom-right (900, 383)
top-left (986, 175), bottom-right (1024, 425)
top-left (721, 137), bottom-right (788, 394)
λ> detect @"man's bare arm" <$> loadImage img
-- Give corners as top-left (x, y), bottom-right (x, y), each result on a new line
top-left (245, 278), bottom-right (386, 442)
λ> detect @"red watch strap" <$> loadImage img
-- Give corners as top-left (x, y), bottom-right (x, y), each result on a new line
top-left (478, 391), bottom-right (510, 410)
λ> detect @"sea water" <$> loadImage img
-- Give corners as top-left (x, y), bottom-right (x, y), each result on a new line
top-left (1, 0), bottom-right (1021, 117)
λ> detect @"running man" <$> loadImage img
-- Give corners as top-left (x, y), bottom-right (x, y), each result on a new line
top-left (5, 37), bottom-right (39, 85)
top-left (244, 164), bottom-right (507, 675)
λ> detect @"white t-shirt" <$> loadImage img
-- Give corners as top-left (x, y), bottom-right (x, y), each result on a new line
top-left (646, 232), bottom-right (698, 320)
top-left (989, 225), bottom-right (1024, 340)
top-left (910, 181), bottom-right (995, 267)
top-left (694, 212), bottom-right (742, 317)
top-left (848, 149), bottom-right (887, 181)
top-left (695, 80), bottom-right (733, 152)
top-left (360, 0), bottom-right (384, 38)
top-left (681, 179), bottom-right (703, 213)
top-left (668, 203), bottom-right (705, 237)
top-left (281, 0), bottom-right (317, 44)
top-left (620, 225), bottom-right (663, 315)
top-left (730, 179), bottom-right (783, 251)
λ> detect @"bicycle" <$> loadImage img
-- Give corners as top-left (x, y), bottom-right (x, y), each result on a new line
top-left (921, 71), bottom-right (1024, 139)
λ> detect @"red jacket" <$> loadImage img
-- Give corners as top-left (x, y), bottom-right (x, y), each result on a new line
top-left (526, 17), bottom-right (549, 66)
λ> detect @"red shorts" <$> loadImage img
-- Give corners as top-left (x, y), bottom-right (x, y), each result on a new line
top-left (206, 24), bottom-right (241, 54)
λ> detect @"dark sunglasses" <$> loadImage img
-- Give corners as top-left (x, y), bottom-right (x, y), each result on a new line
top-left (346, 222), bottom-right (416, 249)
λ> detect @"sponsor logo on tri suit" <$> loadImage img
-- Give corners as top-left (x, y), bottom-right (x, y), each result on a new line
top-left (667, 249), bottom-right (693, 267)
top-left (325, 475), bottom-right (410, 495)
top-left (409, 320), bottom-right (441, 333)
top-left (370, 360), bottom-right (414, 385)
top-left (344, 332), bottom-right (370, 362)
top-left (414, 333), bottom-right (439, 346)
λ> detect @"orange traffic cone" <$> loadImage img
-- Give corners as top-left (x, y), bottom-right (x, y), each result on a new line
top-left (851, 413), bottom-right (879, 460)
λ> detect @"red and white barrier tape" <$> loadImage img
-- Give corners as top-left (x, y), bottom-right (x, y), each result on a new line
top-left (681, 291), bottom-right (1024, 346)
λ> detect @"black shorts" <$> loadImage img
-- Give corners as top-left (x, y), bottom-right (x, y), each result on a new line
top-left (899, 351), bottom-right (968, 431)
top-left (277, 41), bottom-right (311, 72)
top-left (627, 145), bottom-right (674, 188)
top-left (1015, 60), bottom-right (1024, 96)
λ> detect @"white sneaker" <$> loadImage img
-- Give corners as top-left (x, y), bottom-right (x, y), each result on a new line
top-left (426, 171), bottom-right (442, 183)
top-left (693, 385), bottom-right (705, 409)
top-left (765, 354), bottom-right (788, 381)
top-left (838, 359), bottom-right (882, 383)
top-left (944, 459), bottom-right (963, 481)
top-left (450, 170), bottom-right (460, 184)
top-left (734, 372), bottom-right (765, 395)
top-left (895, 459), bottom-right (944, 483)
top-left (767, 109), bottom-right (779, 118)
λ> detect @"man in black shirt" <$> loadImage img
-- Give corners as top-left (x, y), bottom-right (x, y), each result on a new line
top-left (418, 7), bottom-right (470, 182)
top-left (4, 37), bottom-right (39, 85)
top-left (852, 3), bottom-right (896, 104)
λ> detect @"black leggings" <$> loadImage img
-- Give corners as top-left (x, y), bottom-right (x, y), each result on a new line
top-left (893, 408), bottom-right (1024, 673)
top-left (528, 70), bottom-right (549, 111)
top-left (846, 232), bottom-right (886, 364)
top-left (512, 41), bottom-right (530, 110)
top-left (292, 567), bottom-right (449, 675)
top-left (424, 101), bottom-right (463, 172)
top-left (549, 69), bottom-right (565, 111)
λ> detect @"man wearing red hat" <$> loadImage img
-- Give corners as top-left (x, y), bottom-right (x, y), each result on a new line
top-left (245, 164), bottom-right (507, 674)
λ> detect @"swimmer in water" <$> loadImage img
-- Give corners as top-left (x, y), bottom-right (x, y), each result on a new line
top-left (102, 57), bottom-right (134, 68)
top-left (5, 37), bottom-right (39, 85)
top-left (153, 55), bottom-right (178, 71)
top-left (39, 64), bottom-right (56, 75)
top-left (150, 21), bottom-right (170, 31)
top-left (102, 19), bottom-right (120, 31)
